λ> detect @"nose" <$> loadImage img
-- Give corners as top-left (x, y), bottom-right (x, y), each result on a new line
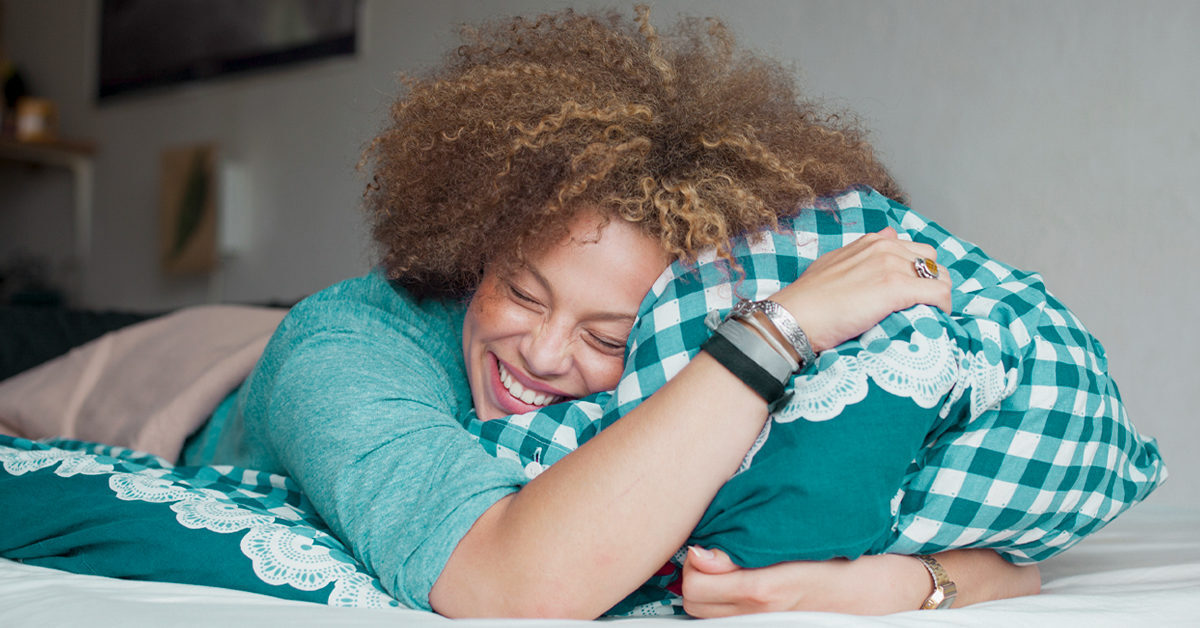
top-left (519, 317), bottom-right (573, 378)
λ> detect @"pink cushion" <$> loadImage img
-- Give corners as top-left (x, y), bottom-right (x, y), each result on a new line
top-left (0, 305), bottom-right (285, 460)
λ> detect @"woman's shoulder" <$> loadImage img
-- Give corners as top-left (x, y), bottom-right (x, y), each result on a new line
top-left (293, 270), bottom-right (463, 325)
top-left (269, 270), bottom-right (468, 361)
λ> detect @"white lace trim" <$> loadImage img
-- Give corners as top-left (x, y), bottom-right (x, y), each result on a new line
top-left (1, 447), bottom-right (77, 476)
top-left (239, 526), bottom-right (357, 591)
top-left (53, 453), bottom-right (116, 477)
top-left (329, 572), bottom-right (401, 608)
top-left (857, 324), bottom-right (958, 409)
top-left (172, 495), bottom-right (275, 533)
top-left (775, 349), bottom-right (868, 422)
top-left (773, 309), bottom-right (1017, 425)
top-left (110, 472), bottom-right (197, 503)
top-left (961, 321), bottom-right (1021, 421)
top-left (0, 445), bottom-right (400, 608)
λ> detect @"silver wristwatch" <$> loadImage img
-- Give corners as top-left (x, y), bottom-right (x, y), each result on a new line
top-left (915, 554), bottom-right (958, 610)
top-left (730, 299), bottom-right (816, 370)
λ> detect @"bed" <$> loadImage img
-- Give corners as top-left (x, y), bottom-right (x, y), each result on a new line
top-left (0, 268), bottom-right (1185, 625)
top-left (1, 503), bottom-right (1196, 626)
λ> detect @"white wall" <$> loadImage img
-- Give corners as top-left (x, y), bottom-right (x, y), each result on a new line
top-left (2, 0), bottom-right (1195, 507)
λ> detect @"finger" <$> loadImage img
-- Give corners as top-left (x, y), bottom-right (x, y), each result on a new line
top-left (686, 546), bottom-right (740, 575)
top-left (886, 246), bottom-right (952, 301)
top-left (874, 253), bottom-right (952, 314)
top-left (851, 228), bottom-right (898, 246)
top-left (854, 228), bottom-right (901, 254)
top-left (903, 241), bottom-right (939, 263)
top-left (911, 256), bottom-right (953, 313)
top-left (681, 598), bottom-right (741, 619)
top-left (937, 268), bottom-right (954, 313)
top-left (680, 558), bottom-right (738, 604)
top-left (938, 261), bottom-right (953, 289)
top-left (830, 229), bottom-right (899, 263)
top-left (908, 270), bottom-right (953, 313)
top-left (853, 235), bottom-right (936, 274)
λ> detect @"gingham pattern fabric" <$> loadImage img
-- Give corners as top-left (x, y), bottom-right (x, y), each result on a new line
top-left (466, 187), bottom-right (1165, 613)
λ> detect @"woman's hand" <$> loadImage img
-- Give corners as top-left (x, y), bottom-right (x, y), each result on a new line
top-left (679, 546), bottom-right (1041, 618)
top-left (679, 547), bottom-right (921, 616)
top-left (770, 228), bottom-right (952, 353)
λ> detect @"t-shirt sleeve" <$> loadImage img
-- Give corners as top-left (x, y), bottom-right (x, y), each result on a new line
top-left (243, 297), bottom-right (528, 610)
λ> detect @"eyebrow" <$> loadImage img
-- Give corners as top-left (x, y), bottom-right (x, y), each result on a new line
top-left (523, 265), bottom-right (638, 325)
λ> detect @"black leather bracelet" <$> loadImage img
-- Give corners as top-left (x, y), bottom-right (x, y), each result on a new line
top-left (701, 330), bottom-right (788, 404)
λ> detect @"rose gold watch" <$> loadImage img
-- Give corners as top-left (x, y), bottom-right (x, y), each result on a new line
top-left (915, 554), bottom-right (958, 610)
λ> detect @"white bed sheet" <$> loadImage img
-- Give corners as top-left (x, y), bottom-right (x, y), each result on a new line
top-left (2, 504), bottom-right (1197, 627)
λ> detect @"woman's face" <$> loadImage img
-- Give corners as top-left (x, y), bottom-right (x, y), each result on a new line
top-left (463, 212), bottom-right (671, 421)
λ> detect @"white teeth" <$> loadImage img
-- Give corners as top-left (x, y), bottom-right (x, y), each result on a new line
top-left (497, 362), bottom-right (559, 407)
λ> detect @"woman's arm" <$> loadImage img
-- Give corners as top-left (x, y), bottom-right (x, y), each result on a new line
top-left (679, 546), bottom-right (1041, 617)
top-left (430, 229), bottom-right (950, 618)
top-left (431, 353), bottom-right (768, 618)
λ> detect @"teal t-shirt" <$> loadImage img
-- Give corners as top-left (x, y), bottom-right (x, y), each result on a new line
top-left (185, 271), bottom-right (529, 611)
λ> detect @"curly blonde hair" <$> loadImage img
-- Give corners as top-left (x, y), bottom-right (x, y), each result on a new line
top-left (362, 6), bottom-right (902, 298)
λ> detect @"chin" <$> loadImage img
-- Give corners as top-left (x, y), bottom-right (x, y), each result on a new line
top-left (474, 403), bottom-right (504, 422)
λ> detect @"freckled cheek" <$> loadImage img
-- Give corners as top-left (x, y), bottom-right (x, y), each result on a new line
top-left (583, 357), bottom-right (628, 395)
top-left (468, 295), bottom-right (536, 345)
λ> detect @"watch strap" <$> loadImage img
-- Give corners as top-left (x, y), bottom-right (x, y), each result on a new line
top-left (915, 554), bottom-right (958, 610)
top-left (701, 321), bottom-right (790, 405)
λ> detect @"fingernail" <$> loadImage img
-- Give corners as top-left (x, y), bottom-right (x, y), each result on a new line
top-left (690, 546), bottom-right (714, 560)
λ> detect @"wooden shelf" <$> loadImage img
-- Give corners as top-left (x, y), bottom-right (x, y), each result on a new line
top-left (0, 137), bottom-right (97, 262)
top-left (0, 137), bottom-right (97, 165)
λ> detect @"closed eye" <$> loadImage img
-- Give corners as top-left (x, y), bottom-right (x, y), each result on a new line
top-left (588, 332), bottom-right (626, 354)
top-left (508, 283), bottom-right (541, 306)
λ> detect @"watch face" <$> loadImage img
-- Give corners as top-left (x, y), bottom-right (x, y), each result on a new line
top-left (923, 587), bottom-right (946, 610)
top-left (916, 555), bottom-right (957, 610)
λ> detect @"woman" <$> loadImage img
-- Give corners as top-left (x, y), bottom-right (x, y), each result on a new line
top-left (184, 6), bottom-right (1147, 618)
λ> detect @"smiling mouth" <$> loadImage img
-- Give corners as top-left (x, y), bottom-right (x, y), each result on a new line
top-left (497, 361), bottom-right (563, 407)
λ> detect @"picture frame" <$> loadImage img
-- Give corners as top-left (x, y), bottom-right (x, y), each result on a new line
top-left (98, 0), bottom-right (359, 101)
top-left (159, 143), bottom-right (218, 274)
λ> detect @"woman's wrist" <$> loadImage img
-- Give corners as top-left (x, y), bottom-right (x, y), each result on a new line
top-left (810, 554), bottom-right (959, 614)
top-left (851, 554), bottom-right (933, 613)
top-left (928, 549), bottom-right (1041, 607)
top-left (781, 555), bottom-right (931, 615)
top-left (856, 550), bottom-right (1043, 613)
top-left (764, 292), bottom-right (831, 354)
top-left (729, 299), bottom-right (816, 367)
top-left (702, 321), bottom-right (790, 405)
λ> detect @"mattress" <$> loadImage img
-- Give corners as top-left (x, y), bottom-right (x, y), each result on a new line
top-left (2, 504), bottom-right (1195, 627)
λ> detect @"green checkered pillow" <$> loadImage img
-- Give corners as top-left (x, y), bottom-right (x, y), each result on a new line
top-left (467, 187), bottom-right (1165, 613)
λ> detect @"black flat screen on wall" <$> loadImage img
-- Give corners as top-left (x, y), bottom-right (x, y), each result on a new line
top-left (98, 0), bottom-right (358, 101)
